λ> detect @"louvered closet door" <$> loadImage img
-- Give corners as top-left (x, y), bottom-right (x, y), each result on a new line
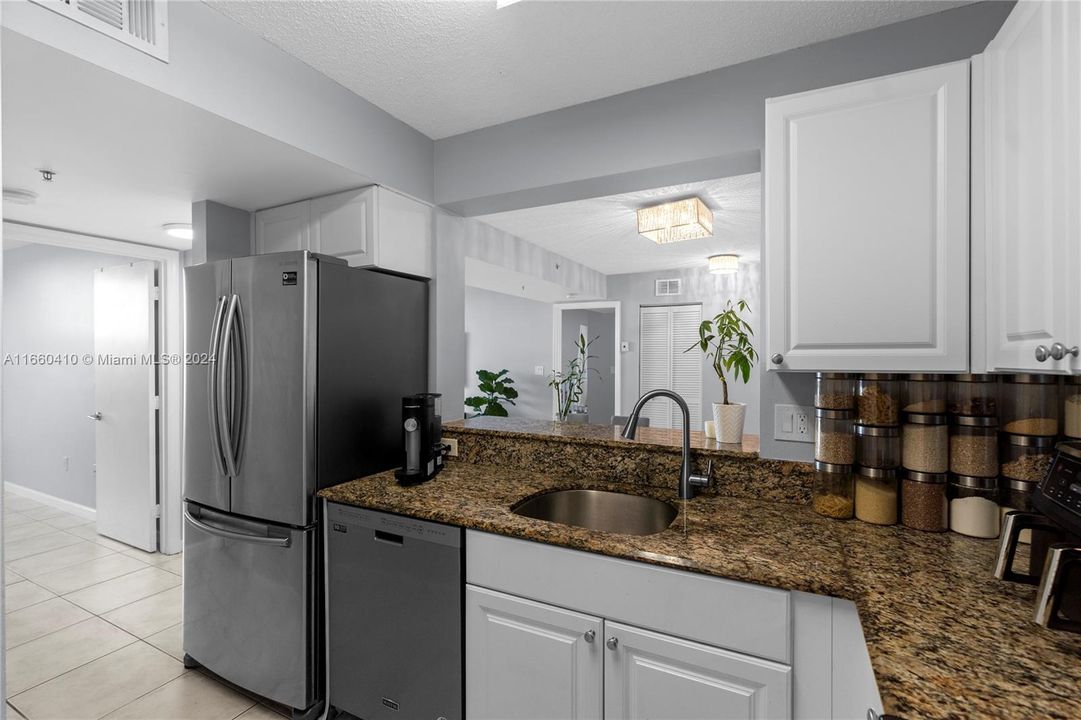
top-left (639, 305), bottom-right (703, 429)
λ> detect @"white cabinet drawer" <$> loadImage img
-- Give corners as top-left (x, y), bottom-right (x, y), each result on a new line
top-left (466, 530), bottom-right (792, 664)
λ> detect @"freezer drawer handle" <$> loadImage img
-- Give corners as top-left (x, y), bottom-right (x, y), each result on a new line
top-left (184, 509), bottom-right (291, 548)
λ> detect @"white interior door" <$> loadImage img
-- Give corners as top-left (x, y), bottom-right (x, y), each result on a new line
top-left (639, 305), bottom-right (703, 429)
top-left (93, 261), bottom-right (157, 551)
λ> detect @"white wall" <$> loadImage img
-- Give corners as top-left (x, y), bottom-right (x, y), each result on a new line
top-left (607, 264), bottom-right (761, 436)
top-left (464, 286), bottom-right (553, 420)
top-left (2, 244), bottom-right (135, 508)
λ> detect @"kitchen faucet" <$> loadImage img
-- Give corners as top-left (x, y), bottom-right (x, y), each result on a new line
top-left (621, 389), bottom-right (711, 499)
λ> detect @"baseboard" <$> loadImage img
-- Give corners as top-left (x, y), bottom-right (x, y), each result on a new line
top-left (4, 482), bottom-right (96, 521)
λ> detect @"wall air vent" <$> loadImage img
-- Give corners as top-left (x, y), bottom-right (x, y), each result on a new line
top-left (30, 0), bottom-right (169, 61)
top-left (654, 278), bottom-right (682, 297)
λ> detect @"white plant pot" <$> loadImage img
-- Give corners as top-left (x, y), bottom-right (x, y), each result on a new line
top-left (712, 402), bottom-right (746, 444)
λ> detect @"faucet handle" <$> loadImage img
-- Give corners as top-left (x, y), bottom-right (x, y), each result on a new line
top-left (689, 460), bottom-right (713, 489)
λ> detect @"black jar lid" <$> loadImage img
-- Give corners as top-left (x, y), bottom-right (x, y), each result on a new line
top-left (855, 424), bottom-right (900, 437)
top-left (861, 373), bottom-right (898, 381)
top-left (1002, 433), bottom-right (1056, 448)
top-left (814, 460), bottom-right (851, 474)
top-left (904, 412), bottom-right (948, 426)
top-left (856, 465), bottom-right (899, 479)
top-left (952, 373), bottom-right (997, 383)
top-left (908, 373), bottom-right (947, 382)
top-left (1004, 373), bottom-right (1058, 385)
top-left (951, 415), bottom-right (999, 428)
top-left (906, 470), bottom-right (948, 484)
top-left (950, 474), bottom-right (999, 490)
top-left (815, 408), bottom-right (855, 420)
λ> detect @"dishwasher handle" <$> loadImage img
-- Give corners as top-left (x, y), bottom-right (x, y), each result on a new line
top-left (374, 530), bottom-right (404, 546)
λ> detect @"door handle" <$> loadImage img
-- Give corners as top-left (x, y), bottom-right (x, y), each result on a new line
top-left (218, 295), bottom-right (244, 477)
top-left (183, 508), bottom-right (290, 548)
top-left (87, 412), bottom-right (102, 421)
top-left (207, 296), bottom-right (229, 475)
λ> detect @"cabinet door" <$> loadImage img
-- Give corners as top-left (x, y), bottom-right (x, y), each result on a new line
top-left (604, 622), bottom-right (790, 720)
top-left (376, 187), bottom-right (433, 278)
top-left (765, 61), bottom-right (970, 372)
top-left (310, 187), bottom-right (376, 267)
top-left (254, 200), bottom-right (310, 255)
top-left (984, 1), bottom-right (1081, 372)
top-left (466, 585), bottom-right (603, 720)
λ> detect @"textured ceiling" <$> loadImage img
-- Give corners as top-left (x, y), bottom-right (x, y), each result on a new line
top-left (477, 173), bottom-right (761, 276)
top-left (206, 0), bottom-right (973, 139)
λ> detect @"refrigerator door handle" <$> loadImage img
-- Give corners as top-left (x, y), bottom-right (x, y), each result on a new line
top-left (184, 508), bottom-right (291, 548)
top-left (207, 296), bottom-right (229, 476)
top-left (218, 294), bottom-right (242, 478)
top-left (228, 294), bottom-right (248, 476)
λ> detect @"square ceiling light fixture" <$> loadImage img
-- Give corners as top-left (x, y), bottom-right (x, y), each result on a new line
top-left (636, 197), bottom-right (714, 244)
top-left (708, 254), bottom-right (740, 275)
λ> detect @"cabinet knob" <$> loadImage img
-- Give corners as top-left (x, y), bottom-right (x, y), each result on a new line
top-left (1035, 345), bottom-right (1051, 362)
top-left (605, 636), bottom-right (619, 650)
top-left (583, 630), bottom-right (595, 643)
top-left (1051, 342), bottom-right (1080, 360)
top-left (770, 353), bottom-right (784, 365)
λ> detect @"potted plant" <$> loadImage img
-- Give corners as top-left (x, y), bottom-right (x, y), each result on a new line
top-left (464, 369), bottom-right (519, 417)
top-left (686, 299), bottom-right (757, 444)
top-left (548, 334), bottom-right (600, 423)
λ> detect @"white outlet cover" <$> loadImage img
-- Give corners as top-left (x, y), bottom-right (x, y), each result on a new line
top-left (774, 404), bottom-right (814, 443)
top-left (534, 365), bottom-right (545, 375)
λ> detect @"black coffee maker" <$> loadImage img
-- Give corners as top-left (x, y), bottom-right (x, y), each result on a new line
top-left (394, 393), bottom-right (446, 486)
top-left (995, 441), bottom-right (1081, 632)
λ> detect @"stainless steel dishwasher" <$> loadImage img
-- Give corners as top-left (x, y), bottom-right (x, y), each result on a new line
top-left (325, 503), bottom-right (462, 720)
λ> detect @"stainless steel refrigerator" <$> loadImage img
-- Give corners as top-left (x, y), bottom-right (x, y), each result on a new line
top-left (182, 251), bottom-right (427, 720)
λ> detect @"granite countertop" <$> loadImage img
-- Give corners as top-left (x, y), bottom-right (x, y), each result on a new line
top-left (445, 417), bottom-right (761, 457)
top-left (320, 463), bottom-right (1081, 719)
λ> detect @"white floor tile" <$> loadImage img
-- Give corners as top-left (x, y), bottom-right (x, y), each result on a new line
top-left (64, 567), bottom-right (181, 615)
top-left (121, 547), bottom-right (176, 566)
top-left (5, 497), bottom-right (44, 513)
top-left (4, 521), bottom-right (61, 543)
top-left (31, 553), bottom-right (148, 595)
top-left (6, 702), bottom-right (29, 720)
top-left (5, 569), bottom-right (24, 586)
top-left (2, 531), bottom-right (84, 562)
top-left (2, 512), bottom-right (37, 528)
top-left (64, 525), bottom-right (136, 552)
top-left (103, 669), bottom-right (256, 720)
top-left (40, 514), bottom-right (93, 531)
top-left (3, 616), bottom-right (137, 696)
top-left (9, 641), bottom-right (185, 719)
top-left (19, 505), bottom-right (68, 521)
top-left (235, 702), bottom-right (288, 719)
top-left (5, 597), bottom-right (91, 649)
top-left (144, 622), bottom-right (184, 661)
top-left (158, 554), bottom-right (183, 576)
top-left (7, 541), bottom-right (115, 578)
top-left (4, 581), bottom-right (56, 613)
top-left (102, 585), bottom-right (183, 638)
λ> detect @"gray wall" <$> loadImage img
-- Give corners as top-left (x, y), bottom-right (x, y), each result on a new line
top-left (464, 286), bottom-right (552, 420)
top-left (607, 264), bottom-right (761, 436)
top-left (560, 308), bottom-right (615, 424)
top-left (2, 245), bottom-right (136, 508)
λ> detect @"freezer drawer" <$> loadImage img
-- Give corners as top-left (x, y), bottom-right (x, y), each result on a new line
top-left (327, 503), bottom-right (463, 720)
top-left (183, 502), bottom-right (317, 711)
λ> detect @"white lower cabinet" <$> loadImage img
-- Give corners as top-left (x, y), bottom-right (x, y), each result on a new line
top-left (465, 585), bottom-right (790, 720)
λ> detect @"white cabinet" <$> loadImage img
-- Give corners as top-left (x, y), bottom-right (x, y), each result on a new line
top-left (253, 186), bottom-right (433, 278)
top-left (983, 0), bottom-right (1081, 372)
top-left (253, 199), bottom-right (309, 255)
top-left (466, 586), bottom-right (603, 720)
top-left (765, 61), bottom-right (970, 372)
top-left (605, 621), bottom-right (790, 720)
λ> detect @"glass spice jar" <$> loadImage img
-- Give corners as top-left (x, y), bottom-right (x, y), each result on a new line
top-left (902, 413), bottom-right (949, 473)
top-left (949, 475), bottom-right (1001, 538)
top-left (904, 374), bottom-right (947, 414)
top-left (1000, 433), bottom-right (1055, 483)
top-left (948, 374), bottom-right (999, 417)
top-left (812, 461), bottom-right (854, 520)
top-left (855, 466), bottom-right (899, 526)
top-left (855, 424), bottom-right (900, 469)
top-left (999, 478), bottom-right (1038, 544)
top-left (901, 470), bottom-right (948, 532)
top-left (816, 373), bottom-right (857, 410)
top-left (858, 374), bottom-right (900, 426)
top-left (1000, 374), bottom-right (1059, 436)
top-left (815, 409), bottom-right (855, 464)
top-left (1065, 376), bottom-right (1081, 439)
top-left (949, 416), bottom-right (999, 478)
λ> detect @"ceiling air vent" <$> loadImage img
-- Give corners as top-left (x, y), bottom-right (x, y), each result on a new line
top-left (655, 278), bottom-right (683, 297)
top-left (30, 0), bottom-right (169, 61)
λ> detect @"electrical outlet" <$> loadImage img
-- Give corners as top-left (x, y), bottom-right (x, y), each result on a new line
top-left (445, 438), bottom-right (459, 457)
top-left (774, 404), bottom-right (813, 443)
top-left (534, 365), bottom-right (545, 376)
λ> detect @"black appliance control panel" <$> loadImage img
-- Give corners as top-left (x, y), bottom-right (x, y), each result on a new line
top-left (1034, 441), bottom-right (1081, 536)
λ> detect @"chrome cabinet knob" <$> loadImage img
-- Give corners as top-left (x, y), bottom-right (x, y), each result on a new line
top-left (583, 630), bottom-right (595, 643)
top-left (1035, 345), bottom-right (1051, 362)
top-left (87, 412), bottom-right (102, 421)
top-left (1051, 342), bottom-right (1079, 360)
top-left (770, 353), bottom-right (784, 365)
top-left (606, 636), bottom-right (619, 650)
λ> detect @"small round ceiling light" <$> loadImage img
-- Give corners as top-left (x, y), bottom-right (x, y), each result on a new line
top-left (708, 254), bottom-right (739, 275)
top-left (3, 188), bottom-right (38, 205)
top-left (162, 223), bottom-right (194, 241)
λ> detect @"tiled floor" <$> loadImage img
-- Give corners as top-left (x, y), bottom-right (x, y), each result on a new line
top-left (4, 492), bottom-right (286, 720)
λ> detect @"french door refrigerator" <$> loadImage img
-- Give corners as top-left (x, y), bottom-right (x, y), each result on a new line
top-left (182, 251), bottom-right (427, 719)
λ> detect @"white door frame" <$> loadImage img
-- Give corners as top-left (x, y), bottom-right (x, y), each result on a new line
top-left (551, 301), bottom-right (621, 421)
top-left (4, 221), bottom-right (184, 555)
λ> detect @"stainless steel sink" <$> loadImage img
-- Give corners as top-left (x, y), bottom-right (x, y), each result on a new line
top-left (511, 489), bottom-right (677, 536)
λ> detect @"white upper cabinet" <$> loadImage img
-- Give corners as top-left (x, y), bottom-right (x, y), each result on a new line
top-left (253, 199), bottom-right (310, 255)
top-left (254, 186), bottom-right (433, 279)
top-left (765, 61), bottom-right (970, 372)
top-left (983, 0), bottom-right (1081, 372)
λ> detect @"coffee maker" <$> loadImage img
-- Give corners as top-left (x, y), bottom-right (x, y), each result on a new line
top-left (394, 393), bottom-right (446, 485)
top-left (995, 441), bottom-right (1081, 632)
